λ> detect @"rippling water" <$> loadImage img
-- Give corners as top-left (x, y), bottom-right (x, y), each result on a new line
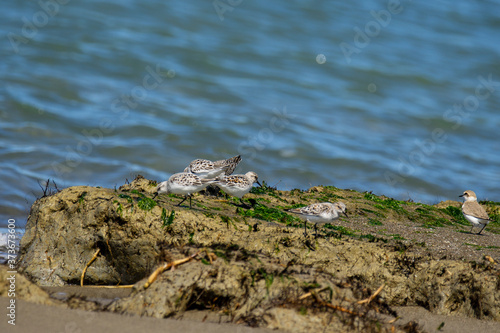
top-left (2, 0), bottom-right (500, 228)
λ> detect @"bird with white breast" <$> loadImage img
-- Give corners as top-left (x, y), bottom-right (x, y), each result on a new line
top-left (459, 190), bottom-right (492, 235)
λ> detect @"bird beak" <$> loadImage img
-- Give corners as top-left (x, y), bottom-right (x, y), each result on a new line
top-left (343, 211), bottom-right (349, 218)
top-left (459, 194), bottom-right (464, 197)
top-left (153, 193), bottom-right (158, 199)
top-left (256, 181), bottom-right (262, 187)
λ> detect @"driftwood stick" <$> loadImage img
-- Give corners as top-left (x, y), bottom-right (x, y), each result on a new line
top-left (298, 287), bottom-right (330, 300)
top-left (143, 250), bottom-right (202, 289)
top-left (81, 248), bottom-right (101, 287)
top-left (311, 291), bottom-right (359, 316)
top-left (357, 283), bottom-right (385, 305)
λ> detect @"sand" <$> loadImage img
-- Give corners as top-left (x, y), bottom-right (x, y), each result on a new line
top-left (3, 296), bottom-right (500, 333)
top-left (0, 296), bottom-right (277, 333)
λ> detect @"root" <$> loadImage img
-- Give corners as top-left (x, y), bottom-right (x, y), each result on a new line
top-left (298, 287), bottom-right (330, 300)
top-left (143, 250), bottom-right (203, 289)
top-left (311, 291), bottom-right (359, 316)
top-left (81, 248), bottom-right (101, 287)
top-left (299, 283), bottom-right (386, 317)
top-left (357, 283), bottom-right (385, 305)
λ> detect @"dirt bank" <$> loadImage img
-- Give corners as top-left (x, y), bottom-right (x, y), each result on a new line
top-left (12, 176), bottom-right (500, 332)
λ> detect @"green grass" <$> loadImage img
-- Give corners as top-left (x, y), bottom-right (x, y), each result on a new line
top-left (118, 193), bottom-right (133, 202)
top-left (413, 206), bottom-right (455, 228)
top-left (161, 208), bottom-right (175, 227)
top-left (318, 193), bottom-right (344, 201)
top-left (78, 192), bottom-right (87, 204)
top-left (368, 218), bottom-right (383, 226)
top-left (203, 211), bottom-right (215, 219)
top-left (361, 208), bottom-right (386, 218)
top-left (116, 202), bottom-right (123, 216)
top-left (389, 234), bottom-right (406, 241)
top-left (219, 215), bottom-right (236, 229)
top-left (196, 202), bottom-right (209, 209)
top-left (479, 200), bottom-right (500, 206)
top-left (250, 181), bottom-right (276, 195)
top-left (323, 224), bottom-right (355, 236)
top-left (321, 185), bottom-right (340, 191)
top-left (464, 243), bottom-right (500, 251)
top-left (420, 217), bottom-right (451, 228)
top-left (137, 197), bottom-right (157, 211)
top-left (358, 233), bottom-right (388, 243)
top-left (237, 203), bottom-right (302, 226)
top-left (440, 206), bottom-right (469, 225)
top-left (364, 192), bottom-right (412, 216)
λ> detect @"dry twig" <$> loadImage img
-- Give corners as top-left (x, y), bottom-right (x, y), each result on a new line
top-left (81, 248), bottom-right (101, 286)
top-left (357, 283), bottom-right (385, 305)
top-left (298, 287), bottom-right (330, 300)
top-left (311, 291), bottom-right (359, 316)
top-left (143, 250), bottom-right (202, 289)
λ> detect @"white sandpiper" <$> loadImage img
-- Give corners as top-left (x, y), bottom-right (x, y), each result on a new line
top-left (459, 190), bottom-right (492, 235)
top-left (154, 172), bottom-right (216, 208)
top-left (288, 202), bottom-right (348, 236)
top-left (214, 171), bottom-right (260, 206)
top-left (183, 155), bottom-right (241, 179)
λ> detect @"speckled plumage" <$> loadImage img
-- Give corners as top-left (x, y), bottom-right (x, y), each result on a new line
top-left (214, 171), bottom-right (260, 199)
top-left (459, 190), bottom-right (491, 234)
top-left (183, 155), bottom-right (241, 179)
top-left (288, 202), bottom-right (348, 236)
top-left (154, 172), bottom-right (215, 208)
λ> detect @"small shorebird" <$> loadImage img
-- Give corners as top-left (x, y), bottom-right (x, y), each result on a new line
top-left (459, 190), bottom-right (492, 235)
top-left (183, 155), bottom-right (241, 179)
top-left (288, 202), bottom-right (348, 236)
top-left (214, 171), bottom-right (260, 206)
top-left (154, 172), bottom-right (216, 208)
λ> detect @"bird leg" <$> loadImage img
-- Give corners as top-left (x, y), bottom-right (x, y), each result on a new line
top-left (239, 198), bottom-right (252, 208)
top-left (477, 224), bottom-right (487, 235)
top-left (177, 195), bottom-right (189, 207)
top-left (470, 225), bottom-right (475, 233)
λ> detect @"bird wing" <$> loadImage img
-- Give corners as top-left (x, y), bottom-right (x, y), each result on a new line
top-left (186, 159), bottom-right (216, 173)
top-left (214, 155), bottom-right (241, 175)
top-left (290, 203), bottom-right (329, 216)
top-left (217, 175), bottom-right (246, 187)
top-left (172, 173), bottom-right (203, 186)
top-left (464, 201), bottom-right (490, 220)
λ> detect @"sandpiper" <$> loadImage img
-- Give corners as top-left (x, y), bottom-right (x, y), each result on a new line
top-left (154, 172), bottom-right (216, 208)
top-left (288, 202), bottom-right (348, 236)
top-left (183, 155), bottom-right (241, 179)
top-left (214, 171), bottom-right (260, 206)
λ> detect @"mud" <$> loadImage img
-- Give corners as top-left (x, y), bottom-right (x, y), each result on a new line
top-left (12, 175), bottom-right (500, 332)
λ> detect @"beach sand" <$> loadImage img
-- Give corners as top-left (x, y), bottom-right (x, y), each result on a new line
top-left (0, 296), bottom-right (276, 333)
top-left (3, 294), bottom-right (500, 333)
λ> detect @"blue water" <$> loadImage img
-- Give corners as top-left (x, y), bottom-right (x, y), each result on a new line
top-left (1, 0), bottom-right (500, 228)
